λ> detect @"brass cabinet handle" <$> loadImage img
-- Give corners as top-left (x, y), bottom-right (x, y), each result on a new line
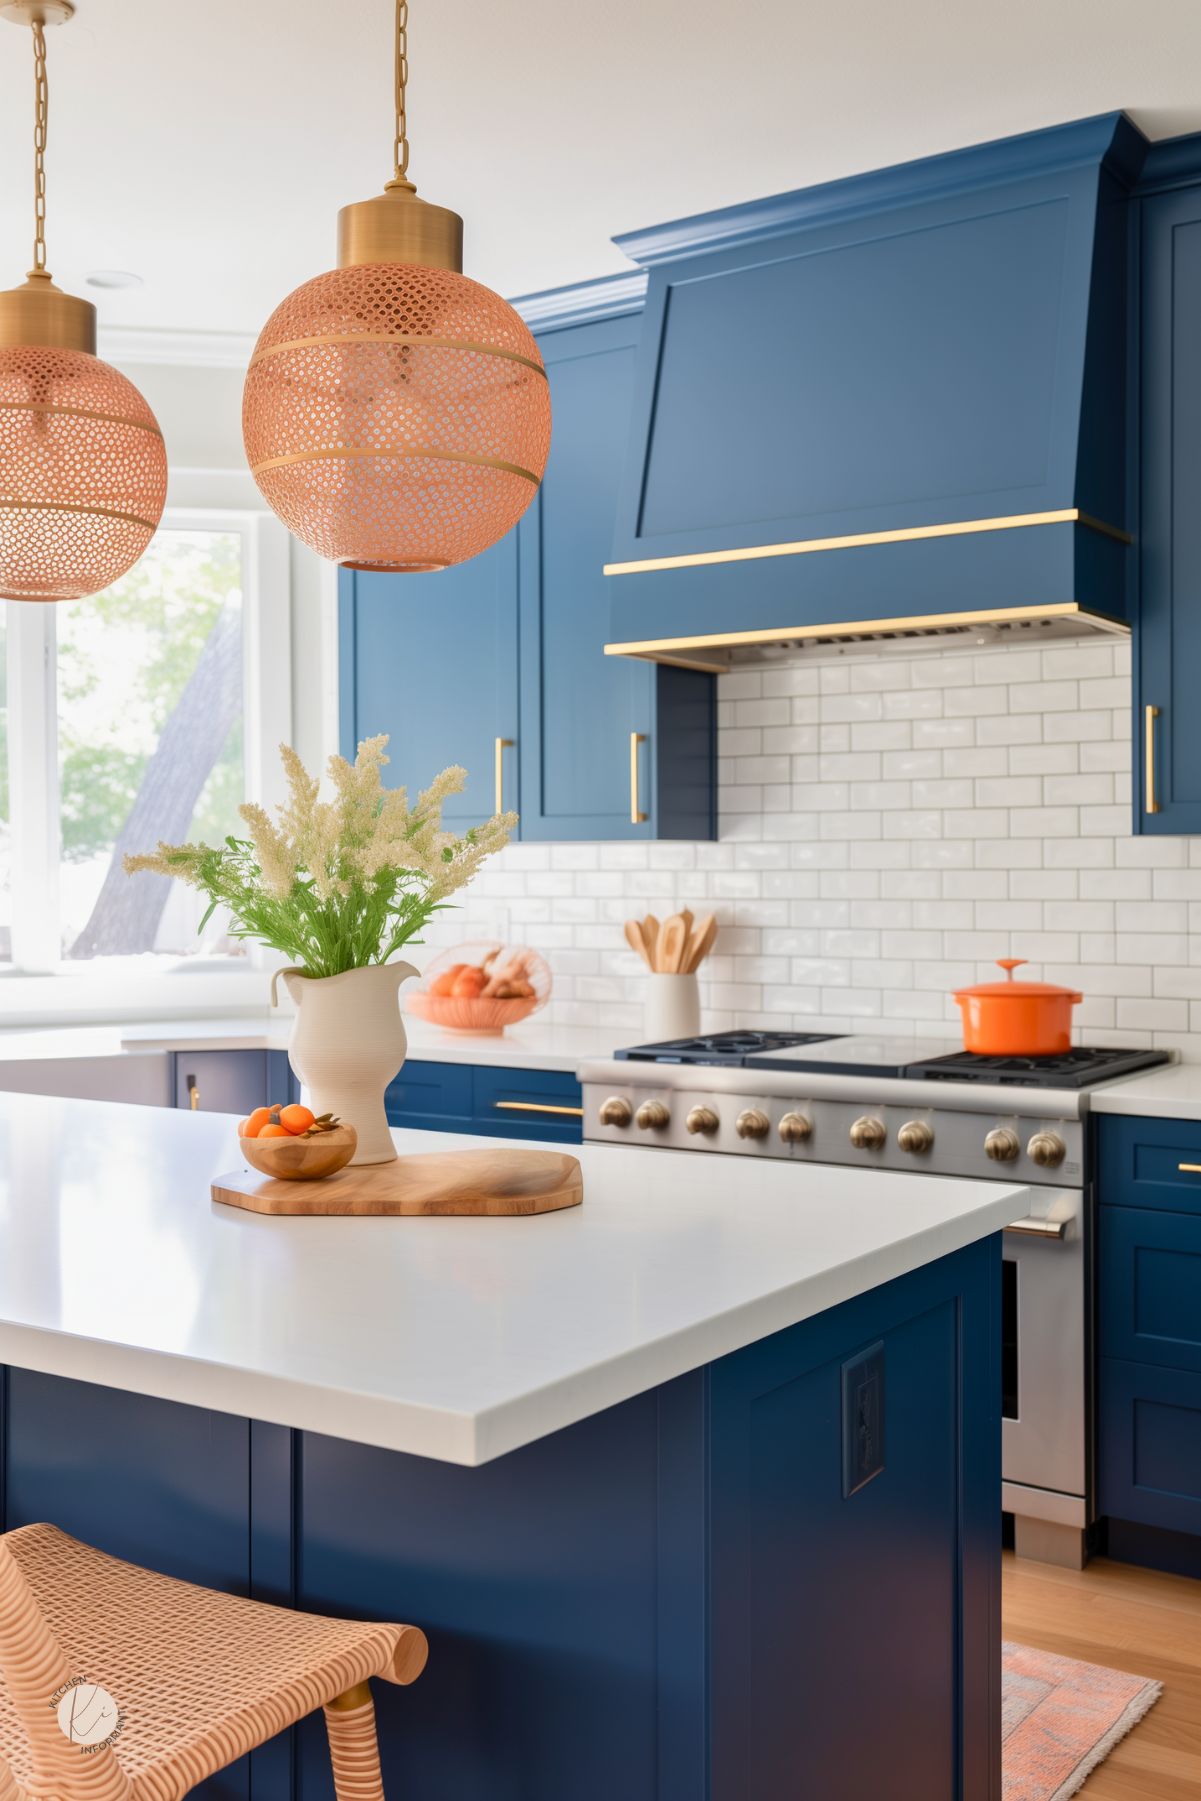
top-left (630, 731), bottom-right (648, 825)
top-left (493, 1100), bottom-right (585, 1118)
top-left (494, 737), bottom-right (514, 815)
top-left (187, 1076), bottom-right (200, 1111)
top-left (1145, 704), bottom-right (1161, 815)
top-left (1178, 1163), bottom-right (1201, 1173)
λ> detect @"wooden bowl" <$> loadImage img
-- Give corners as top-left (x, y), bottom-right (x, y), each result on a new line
top-left (239, 1125), bottom-right (358, 1182)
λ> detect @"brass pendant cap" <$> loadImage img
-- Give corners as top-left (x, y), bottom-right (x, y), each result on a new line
top-left (337, 188), bottom-right (464, 274)
top-left (0, 273), bottom-right (96, 353)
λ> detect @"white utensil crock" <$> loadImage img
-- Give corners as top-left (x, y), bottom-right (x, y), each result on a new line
top-left (271, 962), bottom-right (418, 1165)
top-left (644, 972), bottom-right (701, 1043)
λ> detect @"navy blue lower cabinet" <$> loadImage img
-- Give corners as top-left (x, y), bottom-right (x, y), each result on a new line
top-left (1100, 1205), bottom-right (1201, 1371)
top-left (173, 1050), bottom-right (296, 1114)
top-left (384, 1059), bottom-right (475, 1135)
top-left (0, 1237), bottom-right (999, 1801)
top-left (1098, 1357), bottom-right (1201, 1538)
top-left (386, 1060), bottom-right (583, 1144)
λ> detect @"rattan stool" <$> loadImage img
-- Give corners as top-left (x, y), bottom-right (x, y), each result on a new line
top-left (0, 1523), bottom-right (427, 1801)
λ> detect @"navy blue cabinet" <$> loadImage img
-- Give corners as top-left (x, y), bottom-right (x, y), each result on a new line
top-left (385, 1059), bottom-right (582, 1144)
top-left (1096, 1118), bottom-right (1201, 1552)
top-left (172, 1050), bottom-right (296, 1113)
top-left (1137, 182), bottom-right (1201, 831)
top-left (340, 285), bottom-right (715, 842)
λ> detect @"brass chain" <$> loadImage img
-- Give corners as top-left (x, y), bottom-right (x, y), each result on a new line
top-left (391, 0), bottom-right (412, 189)
top-left (31, 18), bottom-right (49, 274)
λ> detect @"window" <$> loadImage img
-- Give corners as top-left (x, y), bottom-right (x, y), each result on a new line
top-left (2, 511), bottom-right (292, 995)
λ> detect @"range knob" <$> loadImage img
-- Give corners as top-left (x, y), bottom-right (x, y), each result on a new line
top-left (778, 1111), bottom-right (813, 1144)
top-left (1027, 1131), bottom-right (1067, 1169)
top-left (635, 1099), bottom-right (671, 1131)
top-left (850, 1116), bottom-right (887, 1151)
top-left (735, 1108), bottom-right (772, 1140)
top-left (598, 1096), bottom-right (633, 1128)
top-left (686, 1105), bottom-right (720, 1136)
top-left (984, 1126), bottom-right (1020, 1163)
top-left (897, 1119), bottom-right (934, 1154)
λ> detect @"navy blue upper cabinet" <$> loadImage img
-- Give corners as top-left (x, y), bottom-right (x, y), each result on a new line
top-left (1137, 181), bottom-right (1201, 832)
top-left (605, 116), bottom-right (1141, 651)
top-left (341, 279), bottom-right (715, 842)
top-left (518, 313), bottom-right (715, 840)
top-left (340, 539), bottom-right (519, 830)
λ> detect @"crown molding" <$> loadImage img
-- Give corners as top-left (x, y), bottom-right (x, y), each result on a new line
top-left (98, 324), bottom-right (256, 369)
top-left (511, 270), bottom-right (648, 334)
top-left (614, 112), bottom-right (1149, 268)
top-left (1136, 129), bottom-right (1201, 195)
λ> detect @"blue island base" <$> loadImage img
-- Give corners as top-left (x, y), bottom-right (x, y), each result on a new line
top-left (0, 1237), bottom-right (1001, 1801)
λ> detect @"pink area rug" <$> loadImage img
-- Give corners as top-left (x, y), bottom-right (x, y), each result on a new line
top-left (1003, 1640), bottom-right (1162, 1800)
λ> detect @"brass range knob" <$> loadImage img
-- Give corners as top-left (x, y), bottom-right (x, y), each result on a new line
top-left (984, 1126), bottom-right (1021, 1163)
top-left (686, 1105), bottom-right (720, 1136)
top-left (599, 1096), bottom-right (633, 1128)
top-left (778, 1111), bottom-right (812, 1144)
top-left (850, 1116), bottom-right (887, 1151)
top-left (735, 1107), bottom-right (771, 1140)
top-left (635, 1099), bottom-right (671, 1131)
top-left (897, 1119), bottom-right (934, 1154)
top-left (1027, 1131), bottom-right (1067, 1169)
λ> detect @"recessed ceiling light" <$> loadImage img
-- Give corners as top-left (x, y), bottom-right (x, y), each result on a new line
top-left (85, 269), bottom-right (143, 290)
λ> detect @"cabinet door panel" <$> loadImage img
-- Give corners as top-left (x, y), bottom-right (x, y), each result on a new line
top-left (518, 315), bottom-right (655, 839)
top-left (1100, 1205), bottom-right (1201, 1372)
top-left (1099, 1356), bottom-right (1201, 1535)
top-left (341, 544), bottom-right (519, 832)
top-left (174, 1049), bottom-right (268, 1114)
top-left (1138, 186), bottom-right (1201, 832)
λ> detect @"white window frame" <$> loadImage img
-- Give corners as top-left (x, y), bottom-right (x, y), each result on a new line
top-left (1, 507), bottom-right (293, 1020)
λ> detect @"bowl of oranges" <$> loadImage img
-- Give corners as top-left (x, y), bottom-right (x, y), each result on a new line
top-left (405, 942), bottom-right (551, 1035)
top-left (238, 1103), bottom-right (357, 1181)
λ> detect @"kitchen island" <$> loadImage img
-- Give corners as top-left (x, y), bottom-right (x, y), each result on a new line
top-left (0, 1094), bottom-right (1028, 1801)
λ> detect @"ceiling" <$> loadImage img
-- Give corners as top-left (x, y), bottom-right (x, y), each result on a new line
top-left (1, 0), bottom-right (1200, 340)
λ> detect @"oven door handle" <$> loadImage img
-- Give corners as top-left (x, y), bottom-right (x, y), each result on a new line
top-left (1004, 1216), bottom-right (1069, 1240)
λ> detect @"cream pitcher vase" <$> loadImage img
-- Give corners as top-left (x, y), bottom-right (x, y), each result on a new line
top-left (271, 962), bottom-right (418, 1165)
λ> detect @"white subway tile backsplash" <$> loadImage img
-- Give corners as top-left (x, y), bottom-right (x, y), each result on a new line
top-left (427, 635), bottom-right (1201, 1055)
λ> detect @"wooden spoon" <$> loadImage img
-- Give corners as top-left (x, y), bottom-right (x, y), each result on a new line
top-left (642, 914), bottom-right (661, 971)
top-left (683, 913), bottom-right (717, 973)
top-left (658, 913), bottom-right (688, 975)
top-left (624, 919), bottom-right (653, 968)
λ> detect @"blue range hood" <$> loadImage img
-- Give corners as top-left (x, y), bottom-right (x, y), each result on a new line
top-left (604, 115), bottom-right (1147, 669)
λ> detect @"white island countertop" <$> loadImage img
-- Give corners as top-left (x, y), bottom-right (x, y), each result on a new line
top-left (0, 1093), bottom-right (1032, 1466)
top-left (1089, 1061), bottom-right (1201, 1121)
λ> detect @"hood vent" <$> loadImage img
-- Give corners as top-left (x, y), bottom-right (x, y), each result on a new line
top-left (604, 115), bottom-right (1146, 665)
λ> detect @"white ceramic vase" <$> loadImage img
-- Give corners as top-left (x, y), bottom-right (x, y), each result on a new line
top-left (644, 971), bottom-right (701, 1043)
top-left (271, 962), bottom-right (418, 1166)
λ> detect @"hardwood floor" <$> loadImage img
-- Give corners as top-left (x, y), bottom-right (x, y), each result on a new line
top-left (1002, 1550), bottom-right (1201, 1799)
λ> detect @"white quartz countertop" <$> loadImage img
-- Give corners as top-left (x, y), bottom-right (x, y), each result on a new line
top-left (1089, 1062), bottom-right (1201, 1121)
top-left (0, 1016), bottom-right (614, 1073)
top-left (0, 1093), bottom-right (1031, 1467)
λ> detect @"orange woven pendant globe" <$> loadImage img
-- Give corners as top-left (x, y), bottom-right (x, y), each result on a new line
top-left (0, 344), bottom-right (167, 602)
top-left (242, 263), bottom-right (551, 572)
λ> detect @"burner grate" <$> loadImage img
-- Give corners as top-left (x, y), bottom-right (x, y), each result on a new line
top-left (907, 1046), bottom-right (1171, 1089)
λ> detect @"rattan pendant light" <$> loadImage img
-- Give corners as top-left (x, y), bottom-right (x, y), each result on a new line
top-left (0, 1), bottom-right (166, 602)
top-left (243, 0), bottom-right (551, 573)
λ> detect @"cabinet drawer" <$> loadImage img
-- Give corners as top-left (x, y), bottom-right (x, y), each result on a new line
top-left (472, 1067), bottom-right (583, 1142)
top-left (1099, 1357), bottom-right (1201, 1536)
top-left (385, 1060), bottom-right (474, 1134)
top-left (1100, 1207), bottom-right (1201, 1371)
top-left (1096, 1115), bottom-right (1201, 1214)
top-left (174, 1050), bottom-right (269, 1114)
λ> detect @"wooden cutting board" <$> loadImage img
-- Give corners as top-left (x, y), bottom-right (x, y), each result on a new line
top-left (212, 1146), bottom-right (583, 1217)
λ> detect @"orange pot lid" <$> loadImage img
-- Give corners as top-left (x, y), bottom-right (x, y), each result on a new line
top-left (952, 958), bottom-right (1083, 1002)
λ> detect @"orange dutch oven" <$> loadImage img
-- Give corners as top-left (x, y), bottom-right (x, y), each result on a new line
top-left (952, 958), bottom-right (1083, 1056)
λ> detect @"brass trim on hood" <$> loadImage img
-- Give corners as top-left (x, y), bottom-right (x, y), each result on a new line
top-left (603, 507), bottom-right (1129, 577)
top-left (604, 602), bottom-right (1130, 671)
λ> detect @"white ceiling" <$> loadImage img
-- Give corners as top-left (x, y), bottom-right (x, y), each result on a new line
top-left (1, 0), bottom-right (1200, 339)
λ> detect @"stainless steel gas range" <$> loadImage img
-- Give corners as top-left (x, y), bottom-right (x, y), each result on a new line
top-left (580, 1031), bottom-right (1171, 1569)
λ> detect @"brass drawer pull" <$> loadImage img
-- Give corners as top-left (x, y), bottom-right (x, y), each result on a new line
top-left (187, 1076), bottom-right (200, 1111)
top-left (493, 1100), bottom-right (584, 1118)
top-left (1004, 1217), bottom-right (1068, 1240)
top-left (1145, 704), bottom-right (1160, 815)
top-left (1178, 1163), bottom-right (1201, 1173)
top-left (494, 736), bottom-right (515, 814)
top-left (630, 731), bottom-right (648, 825)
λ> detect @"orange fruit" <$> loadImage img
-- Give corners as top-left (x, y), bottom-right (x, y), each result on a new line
top-left (279, 1103), bottom-right (315, 1136)
top-left (245, 1106), bottom-right (272, 1136)
top-left (237, 1117), bottom-right (251, 1136)
top-left (258, 1123), bottom-right (290, 1138)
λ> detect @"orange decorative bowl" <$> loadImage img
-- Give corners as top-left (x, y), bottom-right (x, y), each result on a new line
top-left (406, 942), bottom-right (551, 1036)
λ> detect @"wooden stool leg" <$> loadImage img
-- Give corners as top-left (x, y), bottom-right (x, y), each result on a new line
top-left (324, 1684), bottom-right (386, 1801)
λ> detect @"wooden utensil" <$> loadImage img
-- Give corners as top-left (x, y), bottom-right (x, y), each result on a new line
top-left (682, 913), bottom-right (717, 973)
top-left (658, 913), bottom-right (688, 974)
top-left (624, 919), bottom-right (653, 968)
top-left (642, 914), bottom-right (661, 970)
top-left (214, 1146), bottom-right (583, 1217)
